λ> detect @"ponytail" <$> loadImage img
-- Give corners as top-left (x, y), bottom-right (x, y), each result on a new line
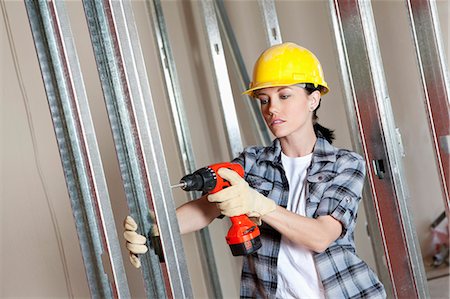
top-left (313, 123), bottom-right (335, 144)
top-left (304, 83), bottom-right (335, 144)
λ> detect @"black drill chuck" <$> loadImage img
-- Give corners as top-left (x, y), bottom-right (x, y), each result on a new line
top-left (179, 167), bottom-right (217, 192)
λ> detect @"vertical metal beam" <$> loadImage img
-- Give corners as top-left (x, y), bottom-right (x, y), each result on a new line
top-left (328, 1), bottom-right (393, 295)
top-left (83, 0), bottom-right (192, 298)
top-left (215, 0), bottom-right (272, 146)
top-left (328, 1), bottom-right (429, 298)
top-left (406, 0), bottom-right (450, 217)
top-left (258, 0), bottom-right (282, 46)
top-left (200, 0), bottom-right (243, 158)
top-left (145, 1), bottom-right (222, 298)
top-left (24, 1), bottom-right (130, 298)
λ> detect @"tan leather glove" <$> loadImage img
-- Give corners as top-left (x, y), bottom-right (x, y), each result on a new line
top-left (124, 216), bottom-right (150, 268)
top-left (207, 168), bottom-right (276, 224)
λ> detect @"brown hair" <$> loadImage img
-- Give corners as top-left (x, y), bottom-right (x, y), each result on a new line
top-left (303, 83), bottom-right (335, 144)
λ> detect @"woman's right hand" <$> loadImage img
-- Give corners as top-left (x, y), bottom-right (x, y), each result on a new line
top-left (123, 216), bottom-right (148, 268)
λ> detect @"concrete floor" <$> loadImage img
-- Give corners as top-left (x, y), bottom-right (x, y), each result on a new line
top-left (428, 275), bottom-right (449, 299)
top-left (427, 265), bottom-right (449, 299)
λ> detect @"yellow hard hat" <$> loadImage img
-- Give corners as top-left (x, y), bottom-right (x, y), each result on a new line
top-left (243, 42), bottom-right (329, 96)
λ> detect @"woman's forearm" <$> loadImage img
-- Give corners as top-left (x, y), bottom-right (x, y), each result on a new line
top-left (262, 206), bottom-right (342, 252)
top-left (176, 195), bottom-right (221, 234)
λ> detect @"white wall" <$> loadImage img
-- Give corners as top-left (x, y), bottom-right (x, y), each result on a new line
top-left (1, 0), bottom-right (447, 298)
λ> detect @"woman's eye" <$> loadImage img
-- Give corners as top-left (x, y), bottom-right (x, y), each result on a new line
top-left (259, 98), bottom-right (269, 105)
top-left (280, 94), bottom-right (290, 100)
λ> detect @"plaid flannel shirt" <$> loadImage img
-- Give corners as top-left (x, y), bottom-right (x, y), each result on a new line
top-left (232, 135), bottom-right (386, 299)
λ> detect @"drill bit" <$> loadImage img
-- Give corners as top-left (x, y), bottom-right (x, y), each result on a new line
top-left (171, 182), bottom-right (186, 189)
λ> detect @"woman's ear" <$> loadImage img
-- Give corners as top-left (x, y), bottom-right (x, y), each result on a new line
top-left (309, 90), bottom-right (321, 111)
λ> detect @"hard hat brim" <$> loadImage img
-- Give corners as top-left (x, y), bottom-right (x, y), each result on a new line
top-left (243, 81), bottom-right (329, 97)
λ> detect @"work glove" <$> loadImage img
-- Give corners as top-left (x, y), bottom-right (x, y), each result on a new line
top-left (207, 168), bottom-right (276, 224)
top-left (124, 216), bottom-right (148, 268)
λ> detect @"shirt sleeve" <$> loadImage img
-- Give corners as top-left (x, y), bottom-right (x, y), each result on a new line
top-left (315, 152), bottom-right (366, 238)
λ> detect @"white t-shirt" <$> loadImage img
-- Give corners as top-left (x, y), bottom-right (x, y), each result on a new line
top-left (276, 152), bottom-right (324, 299)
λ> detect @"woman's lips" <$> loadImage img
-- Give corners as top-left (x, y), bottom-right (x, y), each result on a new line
top-left (271, 119), bottom-right (285, 126)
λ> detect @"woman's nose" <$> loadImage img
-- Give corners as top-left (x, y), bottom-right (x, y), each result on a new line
top-left (268, 101), bottom-right (279, 115)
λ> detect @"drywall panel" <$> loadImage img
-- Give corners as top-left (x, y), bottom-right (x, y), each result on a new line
top-left (1, 1), bottom-right (89, 297)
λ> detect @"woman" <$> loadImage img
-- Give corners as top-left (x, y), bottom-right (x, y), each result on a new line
top-left (125, 42), bottom-right (386, 298)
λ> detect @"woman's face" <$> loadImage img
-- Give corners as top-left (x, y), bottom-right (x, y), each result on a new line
top-left (255, 85), bottom-right (320, 140)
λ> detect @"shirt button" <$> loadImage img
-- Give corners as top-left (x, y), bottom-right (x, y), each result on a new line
top-left (345, 197), bottom-right (351, 203)
top-left (318, 176), bottom-right (323, 181)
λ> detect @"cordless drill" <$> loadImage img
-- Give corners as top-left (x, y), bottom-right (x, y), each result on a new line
top-left (177, 162), bottom-right (262, 256)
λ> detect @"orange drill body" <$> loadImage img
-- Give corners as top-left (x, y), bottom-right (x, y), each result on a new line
top-left (179, 162), bottom-right (262, 256)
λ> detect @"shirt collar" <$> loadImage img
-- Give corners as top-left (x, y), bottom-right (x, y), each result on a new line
top-left (260, 133), bottom-right (337, 166)
top-left (311, 134), bottom-right (337, 164)
top-left (259, 138), bottom-right (283, 165)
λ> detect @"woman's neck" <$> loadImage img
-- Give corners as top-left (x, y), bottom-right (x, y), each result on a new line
top-left (279, 129), bottom-right (317, 157)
